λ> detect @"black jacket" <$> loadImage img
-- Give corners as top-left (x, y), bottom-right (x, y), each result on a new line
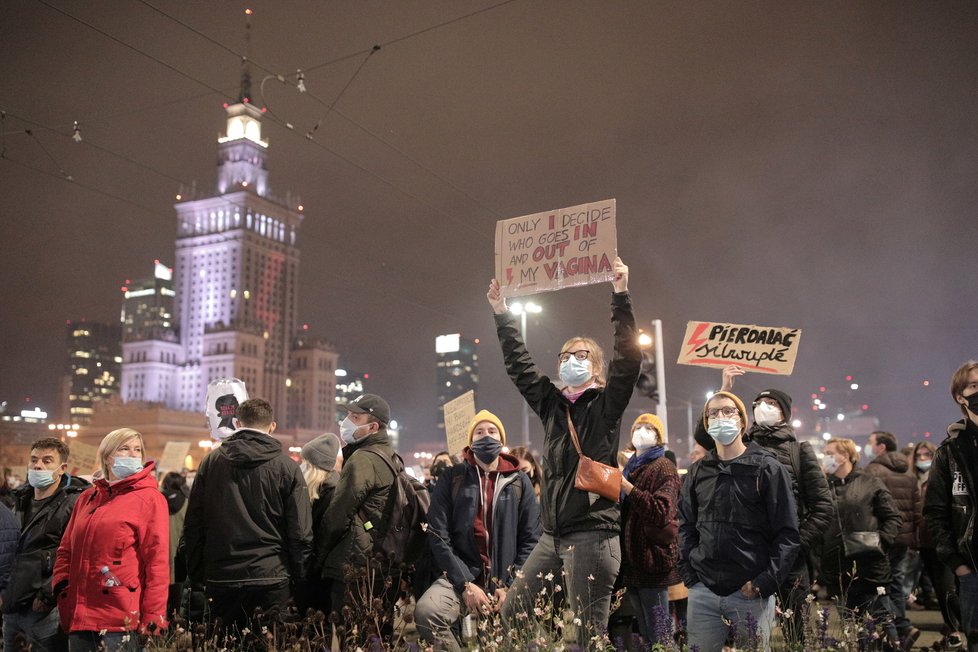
top-left (0, 474), bottom-right (88, 613)
top-left (924, 418), bottom-right (978, 573)
top-left (678, 441), bottom-right (800, 598)
top-left (494, 291), bottom-right (641, 535)
top-left (695, 421), bottom-right (834, 555)
top-left (426, 453), bottom-right (540, 593)
top-left (317, 430), bottom-right (396, 580)
top-left (184, 429), bottom-right (313, 587)
top-left (865, 451), bottom-right (919, 548)
top-left (0, 504), bottom-right (20, 594)
top-left (820, 468), bottom-right (901, 590)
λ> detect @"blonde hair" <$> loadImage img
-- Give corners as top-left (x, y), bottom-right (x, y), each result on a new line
top-left (97, 428), bottom-right (144, 479)
top-left (304, 464), bottom-right (330, 502)
top-left (558, 336), bottom-right (606, 387)
top-left (826, 437), bottom-right (860, 465)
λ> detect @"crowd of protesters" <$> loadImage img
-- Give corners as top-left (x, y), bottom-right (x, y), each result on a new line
top-left (0, 262), bottom-right (974, 651)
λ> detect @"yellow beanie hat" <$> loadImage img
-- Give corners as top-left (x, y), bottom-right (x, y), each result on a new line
top-left (631, 413), bottom-right (666, 444)
top-left (467, 409), bottom-right (506, 446)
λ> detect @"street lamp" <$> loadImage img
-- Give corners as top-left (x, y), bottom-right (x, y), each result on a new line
top-left (510, 300), bottom-right (542, 448)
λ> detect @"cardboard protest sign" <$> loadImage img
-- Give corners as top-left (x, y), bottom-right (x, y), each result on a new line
top-left (495, 198), bottom-right (617, 298)
top-left (158, 441), bottom-right (191, 475)
top-left (67, 441), bottom-right (99, 477)
top-left (677, 321), bottom-right (802, 375)
top-left (442, 390), bottom-right (476, 456)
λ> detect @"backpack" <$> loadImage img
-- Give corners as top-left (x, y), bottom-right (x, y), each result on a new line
top-left (358, 446), bottom-right (431, 567)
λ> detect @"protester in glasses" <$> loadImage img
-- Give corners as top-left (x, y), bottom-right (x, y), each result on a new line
top-left (679, 391), bottom-right (800, 652)
top-left (819, 437), bottom-right (901, 649)
top-left (487, 257), bottom-right (641, 643)
top-left (693, 365), bottom-right (834, 646)
top-left (53, 429), bottom-right (169, 651)
top-left (415, 410), bottom-right (540, 651)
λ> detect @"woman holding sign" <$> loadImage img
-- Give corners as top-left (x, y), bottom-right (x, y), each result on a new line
top-left (487, 256), bottom-right (641, 643)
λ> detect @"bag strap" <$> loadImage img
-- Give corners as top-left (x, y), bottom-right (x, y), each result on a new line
top-left (565, 408), bottom-right (584, 457)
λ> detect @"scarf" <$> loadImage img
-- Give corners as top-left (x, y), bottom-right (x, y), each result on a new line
top-left (622, 445), bottom-right (665, 485)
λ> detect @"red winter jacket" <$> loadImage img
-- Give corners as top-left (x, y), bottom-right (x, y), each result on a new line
top-left (53, 462), bottom-right (169, 634)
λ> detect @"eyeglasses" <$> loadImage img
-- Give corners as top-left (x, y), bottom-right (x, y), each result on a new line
top-left (558, 350), bottom-right (590, 363)
top-left (706, 406), bottom-right (740, 419)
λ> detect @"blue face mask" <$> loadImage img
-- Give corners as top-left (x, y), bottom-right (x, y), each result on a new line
top-left (707, 418), bottom-right (740, 445)
top-left (111, 457), bottom-right (143, 479)
top-left (915, 459), bottom-right (932, 472)
top-left (27, 469), bottom-right (57, 489)
top-left (559, 358), bottom-right (593, 388)
top-left (471, 437), bottom-right (502, 464)
top-left (864, 445), bottom-right (877, 461)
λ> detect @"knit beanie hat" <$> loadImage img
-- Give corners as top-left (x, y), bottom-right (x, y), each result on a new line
top-left (754, 389), bottom-right (792, 422)
top-left (467, 409), bottom-right (506, 445)
top-left (702, 391), bottom-right (748, 431)
top-left (301, 433), bottom-right (341, 471)
top-left (631, 413), bottom-right (667, 444)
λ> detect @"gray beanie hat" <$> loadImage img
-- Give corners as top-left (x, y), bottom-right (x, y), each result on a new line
top-left (301, 433), bottom-right (341, 471)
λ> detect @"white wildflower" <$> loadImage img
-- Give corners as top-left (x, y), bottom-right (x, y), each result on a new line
top-left (544, 571), bottom-right (554, 582)
top-left (877, 586), bottom-right (886, 596)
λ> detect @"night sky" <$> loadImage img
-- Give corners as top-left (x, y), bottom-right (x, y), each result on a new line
top-left (2, 1), bottom-right (976, 452)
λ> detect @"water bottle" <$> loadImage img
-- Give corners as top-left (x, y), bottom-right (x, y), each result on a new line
top-left (100, 565), bottom-right (122, 587)
top-left (461, 614), bottom-right (478, 649)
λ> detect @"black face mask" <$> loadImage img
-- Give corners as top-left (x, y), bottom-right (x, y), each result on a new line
top-left (471, 437), bottom-right (502, 464)
top-left (965, 393), bottom-right (978, 418)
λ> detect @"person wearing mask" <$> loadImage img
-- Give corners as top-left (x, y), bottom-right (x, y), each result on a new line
top-left (508, 446), bottom-right (543, 501)
top-left (300, 432), bottom-right (341, 616)
top-left (415, 410), bottom-right (540, 651)
top-left (487, 258), bottom-right (641, 643)
top-left (427, 451), bottom-right (454, 490)
top-left (694, 366), bottom-right (834, 646)
top-left (53, 428), bottom-right (169, 651)
top-left (619, 413), bottom-right (680, 646)
top-left (317, 394), bottom-right (398, 619)
top-left (864, 430), bottom-right (921, 649)
top-left (819, 437), bottom-right (901, 650)
top-left (1, 438), bottom-right (88, 652)
top-left (183, 399), bottom-right (313, 634)
top-left (910, 441), bottom-right (962, 645)
top-left (925, 361), bottom-right (978, 652)
top-left (679, 391), bottom-right (799, 652)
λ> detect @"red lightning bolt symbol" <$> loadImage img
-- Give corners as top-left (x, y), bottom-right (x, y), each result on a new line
top-left (685, 322), bottom-right (710, 356)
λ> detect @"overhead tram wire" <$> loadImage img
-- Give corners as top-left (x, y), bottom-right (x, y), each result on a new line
top-left (300, 0), bottom-right (522, 74)
top-left (2, 111), bottom-right (470, 326)
top-left (34, 0), bottom-right (234, 102)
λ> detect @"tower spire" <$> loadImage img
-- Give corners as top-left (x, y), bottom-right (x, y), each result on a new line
top-left (238, 8), bottom-right (254, 104)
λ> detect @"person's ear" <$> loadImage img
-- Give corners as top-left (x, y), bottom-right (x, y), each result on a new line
top-left (268, 421), bottom-right (277, 434)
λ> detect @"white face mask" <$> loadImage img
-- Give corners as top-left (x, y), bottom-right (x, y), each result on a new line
top-left (753, 402), bottom-right (782, 427)
top-left (631, 426), bottom-right (659, 451)
top-left (339, 416), bottom-right (362, 445)
top-left (822, 456), bottom-right (840, 474)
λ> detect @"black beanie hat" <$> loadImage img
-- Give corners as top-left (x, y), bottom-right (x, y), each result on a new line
top-left (301, 433), bottom-right (341, 472)
top-left (754, 388), bottom-right (792, 423)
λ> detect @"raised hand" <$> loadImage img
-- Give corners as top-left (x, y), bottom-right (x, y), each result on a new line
top-left (487, 278), bottom-right (508, 315)
top-left (611, 257), bottom-right (628, 293)
top-left (721, 365), bottom-right (745, 392)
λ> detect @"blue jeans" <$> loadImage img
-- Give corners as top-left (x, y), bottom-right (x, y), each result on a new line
top-left (958, 570), bottom-right (978, 652)
top-left (840, 579), bottom-right (898, 647)
top-left (627, 586), bottom-right (671, 645)
top-left (67, 631), bottom-right (140, 652)
top-left (501, 530), bottom-right (621, 643)
top-left (887, 545), bottom-right (911, 635)
top-left (687, 582), bottom-right (775, 652)
top-left (3, 608), bottom-right (66, 652)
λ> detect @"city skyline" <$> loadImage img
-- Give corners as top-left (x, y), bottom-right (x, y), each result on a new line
top-left (2, 2), bottom-right (976, 452)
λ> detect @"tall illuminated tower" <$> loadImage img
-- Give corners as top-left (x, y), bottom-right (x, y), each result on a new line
top-left (122, 69), bottom-right (305, 420)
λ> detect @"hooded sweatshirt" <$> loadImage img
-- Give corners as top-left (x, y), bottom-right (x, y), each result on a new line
top-left (183, 428), bottom-right (313, 587)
